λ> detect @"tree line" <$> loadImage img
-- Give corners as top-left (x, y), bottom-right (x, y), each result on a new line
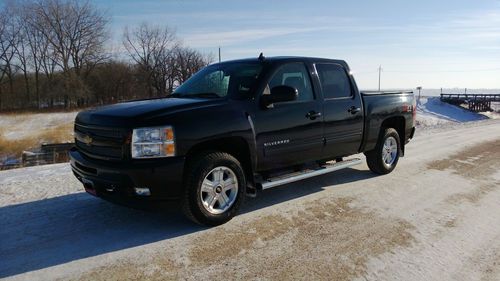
top-left (0, 0), bottom-right (212, 111)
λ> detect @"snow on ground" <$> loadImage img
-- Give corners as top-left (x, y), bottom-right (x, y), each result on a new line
top-left (415, 96), bottom-right (489, 127)
top-left (0, 163), bottom-right (82, 207)
top-left (0, 111), bottom-right (78, 141)
top-left (380, 88), bottom-right (500, 97)
top-left (481, 110), bottom-right (500, 120)
top-left (0, 120), bottom-right (499, 280)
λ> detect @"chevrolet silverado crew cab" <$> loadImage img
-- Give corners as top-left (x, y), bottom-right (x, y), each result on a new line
top-left (70, 55), bottom-right (416, 226)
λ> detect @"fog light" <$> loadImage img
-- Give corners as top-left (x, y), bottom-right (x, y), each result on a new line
top-left (134, 187), bottom-right (151, 196)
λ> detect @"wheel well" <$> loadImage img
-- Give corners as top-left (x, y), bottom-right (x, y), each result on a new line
top-left (185, 137), bottom-right (254, 185)
top-left (381, 116), bottom-right (406, 153)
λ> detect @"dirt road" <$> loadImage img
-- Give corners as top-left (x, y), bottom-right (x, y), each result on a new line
top-left (1, 120), bottom-right (499, 281)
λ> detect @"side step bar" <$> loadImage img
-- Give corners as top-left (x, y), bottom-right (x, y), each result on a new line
top-left (260, 158), bottom-right (362, 190)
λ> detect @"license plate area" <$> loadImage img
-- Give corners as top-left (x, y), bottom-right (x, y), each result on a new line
top-left (82, 178), bottom-right (97, 196)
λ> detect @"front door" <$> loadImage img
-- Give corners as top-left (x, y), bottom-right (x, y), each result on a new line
top-left (253, 62), bottom-right (323, 171)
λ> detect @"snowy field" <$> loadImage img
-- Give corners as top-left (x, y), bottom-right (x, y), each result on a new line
top-left (416, 96), bottom-right (492, 127)
top-left (418, 88), bottom-right (500, 97)
top-left (366, 88), bottom-right (500, 97)
top-left (0, 97), bottom-right (500, 280)
top-left (0, 93), bottom-right (500, 280)
top-left (0, 111), bottom-right (78, 165)
top-left (0, 119), bottom-right (499, 280)
top-left (0, 111), bottom-right (77, 141)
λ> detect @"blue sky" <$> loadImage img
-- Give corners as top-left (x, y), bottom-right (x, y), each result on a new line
top-left (69, 1), bottom-right (500, 89)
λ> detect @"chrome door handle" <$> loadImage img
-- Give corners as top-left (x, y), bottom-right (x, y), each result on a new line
top-left (306, 111), bottom-right (322, 120)
top-left (348, 106), bottom-right (361, 114)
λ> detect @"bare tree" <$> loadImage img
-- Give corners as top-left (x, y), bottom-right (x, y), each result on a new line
top-left (174, 47), bottom-right (212, 84)
top-left (0, 8), bottom-right (20, 109)
top-left (123, 23), bottom-right (179, 97)
top-left (31, 0), bottom-right (109, 77)
top-left (10, 6), bottom-right (32, 104)
top-left (19, 1), bottom-right (59, 107)
top-left (0, 1), bottom-right (213, 111)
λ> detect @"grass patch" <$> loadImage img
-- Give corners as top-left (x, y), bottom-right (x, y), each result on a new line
top-left (0, 123), bottom-right (74, 157)
top-left (0, 134), bottom-right (38, 157)
top-left (37, 122), bottom-right (74, 143)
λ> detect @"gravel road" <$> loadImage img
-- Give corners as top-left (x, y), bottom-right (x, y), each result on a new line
top-left (1, 120), bottom-right (499, 281)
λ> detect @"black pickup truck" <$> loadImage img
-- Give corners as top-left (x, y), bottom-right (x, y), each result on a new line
top-left (70, 56), bottom-right (416, 225)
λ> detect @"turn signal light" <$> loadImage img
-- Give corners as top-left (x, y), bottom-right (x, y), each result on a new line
top-left (165, 127), bottom-right (174, 141)
top-left (165, 143), bottom-right (175, 156)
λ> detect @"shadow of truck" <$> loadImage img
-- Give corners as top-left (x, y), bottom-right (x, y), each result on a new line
top-left (0, 167), bottom-right (376, 278)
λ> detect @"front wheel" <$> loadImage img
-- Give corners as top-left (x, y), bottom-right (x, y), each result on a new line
top-left (182, 152), bottom-right (246, 226)
top-left (365, 128), bottom-right (401, 175)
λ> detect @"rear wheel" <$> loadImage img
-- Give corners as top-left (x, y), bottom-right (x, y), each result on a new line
top-left (182, 152), bottom-right (246, 226)
top-left (365, 128), bottom-right (401, 174)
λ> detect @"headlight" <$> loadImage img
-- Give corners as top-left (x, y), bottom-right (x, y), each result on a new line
top-left (131, 126), bottom-right (175, 158)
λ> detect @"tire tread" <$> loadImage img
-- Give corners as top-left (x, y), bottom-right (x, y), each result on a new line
top-left (182, 151), bottom-right (245, 226)
top-left (365, 128), bottom-right (400, 175)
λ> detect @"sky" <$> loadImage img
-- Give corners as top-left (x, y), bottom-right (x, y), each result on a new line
top-left (59, 1), bottom-right (500, 89)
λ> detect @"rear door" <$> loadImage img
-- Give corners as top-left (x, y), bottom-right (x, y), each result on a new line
top-left (315, 63), bottom-right (363, 158)
top-left (253, 62), bottom-right (323, 170)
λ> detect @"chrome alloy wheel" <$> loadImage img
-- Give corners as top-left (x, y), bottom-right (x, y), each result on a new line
top-left (200, 166), bottom-right (239, 215)
top-left (382, 136), bottom-right (398, 166)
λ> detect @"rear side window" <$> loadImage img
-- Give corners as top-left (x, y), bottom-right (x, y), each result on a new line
top-left (268, 63), bottom-right (314, 102)
top-left (316, 64), bottom-right (352, 99)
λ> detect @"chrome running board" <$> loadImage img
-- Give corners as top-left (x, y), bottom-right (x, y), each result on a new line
top-left (260, 158), bottom-right (362, 190)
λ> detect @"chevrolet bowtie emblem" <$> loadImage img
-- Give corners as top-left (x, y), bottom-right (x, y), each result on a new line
top-left (82, 135), bottom-right (93, 146)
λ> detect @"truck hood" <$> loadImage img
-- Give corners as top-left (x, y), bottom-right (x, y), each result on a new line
top-left (76, 97), bottom-right (225, 126)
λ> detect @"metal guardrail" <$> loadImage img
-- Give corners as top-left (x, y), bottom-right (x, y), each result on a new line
top-left (440, 93), bottom-right (500, 112)
top-left (0, 143), bottom-right (74, 170)
top-left (22, 143), bottom-right (74, 167)
top-left (0, 163), bottom-right (22, 171)
top-left (440, 93), bottom-right (500, 102)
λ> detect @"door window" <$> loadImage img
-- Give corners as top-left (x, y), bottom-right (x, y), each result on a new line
top-left (268, 63), bottom-right (314, 102)
top-left (316, 64), bottom-right (352, 99)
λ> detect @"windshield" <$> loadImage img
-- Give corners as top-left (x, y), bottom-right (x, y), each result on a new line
top-left (173, 62), bottom-right (262, 99)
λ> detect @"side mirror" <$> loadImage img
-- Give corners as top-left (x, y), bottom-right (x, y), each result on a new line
top-left (261, 85), bottom-right (298, 107)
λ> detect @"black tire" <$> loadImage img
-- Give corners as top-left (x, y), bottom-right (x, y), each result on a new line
top-left (365, 128), bottom-right (401, 175)
top-left (182, 151), bottom-right (246, 226)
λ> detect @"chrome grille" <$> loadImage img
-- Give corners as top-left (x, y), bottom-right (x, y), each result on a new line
top-left (75, 124), bottom-right (126, 160)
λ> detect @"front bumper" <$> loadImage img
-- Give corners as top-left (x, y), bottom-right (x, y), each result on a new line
top-left (70, 148), bottom-right (185, 204)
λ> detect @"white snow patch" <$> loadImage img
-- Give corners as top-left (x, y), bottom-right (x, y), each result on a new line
top-left (0, 163), bottom-right (82, 207)
top-left (416, 97), bottom-right (488, 128)
top-left (480, 110), bottom-right (500, 120)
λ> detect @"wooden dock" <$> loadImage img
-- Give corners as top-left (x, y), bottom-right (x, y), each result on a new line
top-left (440, 93), bottom-right (500, 112)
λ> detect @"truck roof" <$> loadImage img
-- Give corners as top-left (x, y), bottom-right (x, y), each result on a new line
top-left (215, 56), bottom-right (348, 66)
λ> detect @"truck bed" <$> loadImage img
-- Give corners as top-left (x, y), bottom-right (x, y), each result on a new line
top-left (359, 90), bottom-right (415, 153)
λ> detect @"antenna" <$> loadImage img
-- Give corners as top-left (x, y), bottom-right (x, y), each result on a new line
top-left (258, 52), bottom-right (265, 61)
top-left (378, 65), bottom-right (382, 91)
top-left (218, 47), bottom-right (221, 63)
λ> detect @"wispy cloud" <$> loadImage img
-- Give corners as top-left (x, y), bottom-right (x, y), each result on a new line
top-left (183, 27), bottom-right (328, 47)
top-left (96, 0), bottom-right (500, 88)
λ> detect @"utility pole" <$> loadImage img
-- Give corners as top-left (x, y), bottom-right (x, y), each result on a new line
top-left (416, 86), bottom-right (422, 105)
top-left (378, 65), bottom-right (382, 91)
top-left (218, 47), bottom-right (221, 63)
